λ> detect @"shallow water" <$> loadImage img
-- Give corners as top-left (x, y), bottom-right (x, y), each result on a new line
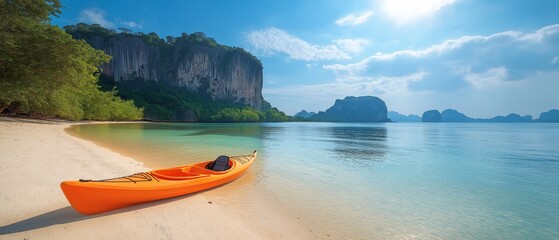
top-left (69, 122), bottom-right (559, 239)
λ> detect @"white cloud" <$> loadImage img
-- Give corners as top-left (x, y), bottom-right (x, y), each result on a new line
top-left (323, 61), bottom-right (367, 74)
top-left (264, 72), bottom-right (426, 98)
top-left (305, 63), bottom-right (318, 69)
top-left (263, 72), bottom-right (425, 114)
top-left (79, 8), bottom-right (114, 28)
top-left (264, 24), bottom-right (559, 117)
top-left (246, 27), bottom-right (351, 61)
top-left (464, 67), bottom-right (507, 89)
top-left (79, 8), bottom-right (142, 30)
top-left (324, 24), bottom-right (559, 92)
top-left (335, 11), bottom-right (374, 26)
top-left (324, 31), bottom-right (520, 74)
top-left (380, 0), bottom-right (456, 24)
top-left (120, 21), bottom-right (143, 29)
top-left (333, 39), bottom-right (370, 54)
top-left (520, 24), bottom-right (559, 42)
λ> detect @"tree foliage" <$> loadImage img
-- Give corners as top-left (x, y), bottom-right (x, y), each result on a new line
top-left (0, 0), bottom-right (143, 120)
top-left (211, 107), bottom-right (263, 122)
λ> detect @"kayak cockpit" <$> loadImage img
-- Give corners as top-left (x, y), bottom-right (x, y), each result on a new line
top-left (150, 168), bottom-right (208, 180)
top-left (150, 159), bottom-right (236, 180)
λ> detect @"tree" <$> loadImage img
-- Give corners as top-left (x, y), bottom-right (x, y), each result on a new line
top-left (240, 108), bottom-right (260, 122)
top-left (265, 108), bottom-right (289, 122)
top-left (212, 108), bottom-right (240, 122)
top-left (0, 0), bottom-right (143, 120)
top-left (165, 36), bottom-right (176, 44)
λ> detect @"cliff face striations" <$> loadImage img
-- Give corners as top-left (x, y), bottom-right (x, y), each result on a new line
top-left (82, 34), bottom-right (166, 82)
top-left (173, 43), bottom-right (263, 109)
top-left (68, 26), bottom-right (263, 110)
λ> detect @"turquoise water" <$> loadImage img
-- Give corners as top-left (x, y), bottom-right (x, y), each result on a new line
top-left (70, 122), bottom-right (559, 239)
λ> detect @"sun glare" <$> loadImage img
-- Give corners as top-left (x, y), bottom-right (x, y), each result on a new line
top-left (381, 0), bottom-right (456, 24)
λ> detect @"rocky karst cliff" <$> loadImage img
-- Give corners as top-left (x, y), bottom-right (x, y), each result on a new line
top-left (422, 109), bottom-right (537, 122)
top-left (422, 110), bottom-right (442, 122)
top-left (388, 111), bottom-right (421, 122)
top-left (66, 24), bottom-right (263, 110)
top-left (538, 109), bottom-right (559, 122)
top-left (312, 96), bottom-right (390, 122)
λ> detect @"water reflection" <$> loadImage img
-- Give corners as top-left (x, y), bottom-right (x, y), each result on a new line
top-left (68, 123), bottom-right (267, 167)
top-left (325, 126), bottom-right (388, 164)
top-left (182, 124), bottom-right (283, 139)
top-left (83, 122), bottom-right (275, 140)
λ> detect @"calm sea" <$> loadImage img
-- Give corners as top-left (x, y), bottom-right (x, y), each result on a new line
top-left (69, 122), bottom-right (559, 239)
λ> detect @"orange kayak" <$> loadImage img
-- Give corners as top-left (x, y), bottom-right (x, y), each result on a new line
top-left (61, 151), bottom-right (257, 215)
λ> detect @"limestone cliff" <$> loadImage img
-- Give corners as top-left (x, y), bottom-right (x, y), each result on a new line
top-left (66, 24), bottom-right (263, 110)
top-left (422, 109), bottom-right (535, 122)
top-left (295, 110), bottom-right (316, 119)
top-left (538, 109), bottom-right (559, 122)
top-left (422, 110), bottom-right (441, 122)
top-left (441, 109), bottom-right (473, 122)
top-left (388, 111), bottom-right (421, 122)
top-left (312, 96), bottom-right (390, 122)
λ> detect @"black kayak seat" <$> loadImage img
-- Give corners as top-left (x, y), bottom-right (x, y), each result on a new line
top-left (207, 155), bottom-right (230, 171)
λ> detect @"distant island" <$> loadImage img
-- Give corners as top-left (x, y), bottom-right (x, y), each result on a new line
top-left (295, 97), bottom-right (558, 123)
top-left (295, 110), bottom-right (317, 119)
top-left (388, 111), bottom-right (421, 122)
top-left (538, 109), bottom-right (559, 122)
top-left (419, 109), bottom-right (559, 122)
top-left (295, 96), bottom-right (390, 122)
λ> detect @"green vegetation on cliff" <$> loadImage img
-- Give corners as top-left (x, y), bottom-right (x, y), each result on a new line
top-left (99, 77), bottom-right (288, 122)
top-left (0, 0), bottom-right (143, 120)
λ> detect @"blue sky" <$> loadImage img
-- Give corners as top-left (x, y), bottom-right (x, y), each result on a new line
top-left (52, 0), bottom-right (559, 118)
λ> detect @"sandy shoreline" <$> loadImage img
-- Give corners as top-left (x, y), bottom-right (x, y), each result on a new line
top-left (0, 117), bottom-right (275, 239)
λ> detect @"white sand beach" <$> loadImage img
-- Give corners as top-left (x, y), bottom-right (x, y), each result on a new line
top-left (0, 117), bottom-right (294, 239)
